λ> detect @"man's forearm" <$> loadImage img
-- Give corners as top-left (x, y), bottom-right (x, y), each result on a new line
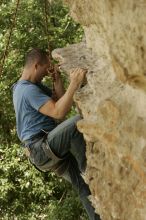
top-left (53, 77), bottom-right (65, 99)
top-left (55, 81), bottom-right (77, 118)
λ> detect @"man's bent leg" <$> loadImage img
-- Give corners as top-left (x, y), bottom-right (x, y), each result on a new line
top-left (47, 115), bottom-right (86, 172)
top-left (46, 115), bottom-right (101, 219)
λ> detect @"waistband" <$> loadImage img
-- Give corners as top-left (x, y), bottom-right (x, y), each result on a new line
top-left (23, 129), bottom-right (49, 147)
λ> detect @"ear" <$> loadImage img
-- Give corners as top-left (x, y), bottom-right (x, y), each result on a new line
top-left (35, 63), bottom-right (38, 70)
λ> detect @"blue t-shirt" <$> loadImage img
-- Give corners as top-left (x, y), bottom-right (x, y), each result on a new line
top-left (13, 80), bottom-right (56, 142)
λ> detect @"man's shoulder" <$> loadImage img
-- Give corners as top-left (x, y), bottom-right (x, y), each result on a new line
top-left (13, 81), bottom-right (40, 102)
top-left (14, 80), bottom-right (39, 93)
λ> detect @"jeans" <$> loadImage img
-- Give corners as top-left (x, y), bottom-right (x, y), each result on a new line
top-left (29, 115), bottom-right (101, 220)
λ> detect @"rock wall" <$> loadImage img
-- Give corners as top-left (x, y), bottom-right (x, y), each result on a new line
top-left (52, 1), bottom-right (146, 219)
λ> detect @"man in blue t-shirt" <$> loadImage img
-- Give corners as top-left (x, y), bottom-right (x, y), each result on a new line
top-left (12, 48), bottom-right (101, 220)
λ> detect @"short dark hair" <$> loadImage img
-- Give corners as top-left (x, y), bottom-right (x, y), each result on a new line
top-left (25, 48), bottom-right (49, 66)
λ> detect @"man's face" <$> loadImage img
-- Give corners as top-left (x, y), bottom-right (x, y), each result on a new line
top-left (35, 58), bottom-right (51, 82)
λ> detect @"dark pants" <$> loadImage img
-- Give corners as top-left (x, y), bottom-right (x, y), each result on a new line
top-left (29, 115), bottom-right (101, 220)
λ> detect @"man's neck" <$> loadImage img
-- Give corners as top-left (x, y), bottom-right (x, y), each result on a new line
top-left (20, 68), bottom-right (37, 83)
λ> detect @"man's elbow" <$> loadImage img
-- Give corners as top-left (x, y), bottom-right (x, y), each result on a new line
top-left (50, 106), bottom-right (66, 120)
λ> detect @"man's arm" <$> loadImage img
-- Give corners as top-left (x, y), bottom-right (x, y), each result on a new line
top-left (52, 76), bottom-right (65, 100)
top-left (39, 68), bottom-right (86, 119)
top-left (50, 65), bottom-right (65, 100)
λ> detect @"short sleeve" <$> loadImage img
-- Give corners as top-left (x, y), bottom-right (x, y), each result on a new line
top-left (24, 85), bottom-right (51, 111)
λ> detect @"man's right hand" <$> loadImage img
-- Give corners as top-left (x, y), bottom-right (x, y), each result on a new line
top-left (69, 68), bottom-right (87, 90)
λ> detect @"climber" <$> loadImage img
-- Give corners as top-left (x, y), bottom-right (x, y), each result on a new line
top-left (12, 48), bottom-right (101, 220)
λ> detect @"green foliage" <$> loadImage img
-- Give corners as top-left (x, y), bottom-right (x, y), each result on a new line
top-left (0, 0), bottom-right (87, 219)
top-left (0, 144), bottom-right (87, 220)
top-left (0, 0), bottom-right (83, 142)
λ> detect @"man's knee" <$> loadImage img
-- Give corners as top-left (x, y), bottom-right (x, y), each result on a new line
top-left (62, 114), bottom-right (81, 134)
top-left (69, 114), bottom-right (81, 125)
top-left (68, 115), bottom-right (83, 137)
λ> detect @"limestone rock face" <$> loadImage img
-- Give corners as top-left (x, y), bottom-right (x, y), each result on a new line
top-left (52, 1), bottom-right (146, 220)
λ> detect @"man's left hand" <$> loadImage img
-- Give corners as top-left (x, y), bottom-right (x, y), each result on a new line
top-left (49, 64), bottom-right (61, 82)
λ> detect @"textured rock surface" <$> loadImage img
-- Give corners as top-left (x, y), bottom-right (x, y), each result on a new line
top-left (52, 1), bottom-right (146, 220)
